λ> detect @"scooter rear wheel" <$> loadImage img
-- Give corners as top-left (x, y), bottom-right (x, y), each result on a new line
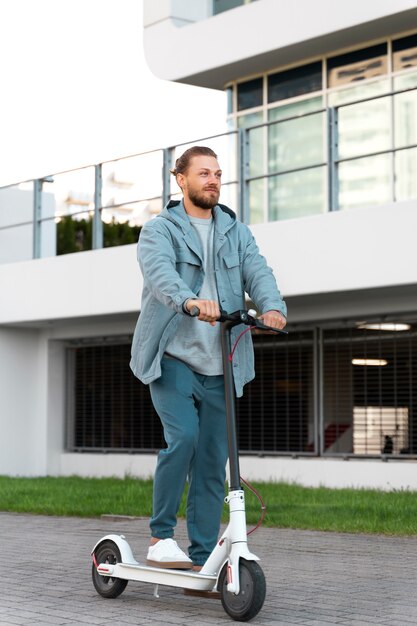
top-left (218, 558), bottom-right (266, 622)
top-left (92, 540), bottom-right (128, 598)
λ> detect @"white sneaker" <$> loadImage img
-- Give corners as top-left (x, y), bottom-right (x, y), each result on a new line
top-left (146, 538), bottom-right (192, 569)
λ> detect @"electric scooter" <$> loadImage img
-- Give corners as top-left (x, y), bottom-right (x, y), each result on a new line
top-left (91, 309), bottom-right (287, 622)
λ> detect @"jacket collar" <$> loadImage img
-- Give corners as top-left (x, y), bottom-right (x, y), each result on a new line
top-left (161, 199), bottom-right (236, 235)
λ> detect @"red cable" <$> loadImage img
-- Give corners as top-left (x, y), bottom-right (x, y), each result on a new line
top-left (240, 475), bottom-right (267, 535)
top-left (228, 326), bottom-right (254, 362)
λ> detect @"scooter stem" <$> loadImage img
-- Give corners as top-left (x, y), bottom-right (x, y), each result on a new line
top-left (220, 321), bottom-right (241, 491)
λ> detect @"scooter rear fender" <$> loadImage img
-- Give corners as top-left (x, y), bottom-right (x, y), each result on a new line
top-left (91, 534), bottom-right (138, 565)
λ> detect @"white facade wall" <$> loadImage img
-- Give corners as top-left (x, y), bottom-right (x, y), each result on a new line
top-left (61, 453), bottom-right (417, 492)
top-left (0, 327), bottom-right (46, 475)
top-left (0, 243), bottom-right (141, 325)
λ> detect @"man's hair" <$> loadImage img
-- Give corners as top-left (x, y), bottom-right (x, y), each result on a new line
top-left (170, 146), bottom-right (218, 176)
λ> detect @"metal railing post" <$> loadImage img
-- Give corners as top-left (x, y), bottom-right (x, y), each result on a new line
top-left (327, 106), bottom-right (339, 211)
top-left (390, 91), bottom-right (396, 202)
top-left (93, 164), bottom-right (103, 249)
top-left (238, 127), bottom-right (250, 223)
top-left (162, 147), bottom-right (173, 207)
top-left (33, 179), bottom-right (42, 259)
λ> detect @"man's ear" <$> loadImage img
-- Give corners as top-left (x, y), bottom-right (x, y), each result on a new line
top-left (176, 173), bottom-right (184, 190)
top-left (177, 174), bottom-right (185, 191)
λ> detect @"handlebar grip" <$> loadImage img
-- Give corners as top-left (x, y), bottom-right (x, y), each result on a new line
top-left (189, 306), bottom-right (200, 317)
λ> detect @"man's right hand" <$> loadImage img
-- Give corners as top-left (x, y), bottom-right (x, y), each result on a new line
top-left (186, 299), bottom-right (220, 326)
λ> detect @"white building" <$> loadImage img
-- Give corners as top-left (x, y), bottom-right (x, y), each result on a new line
top-left (1, 0), bottom-right (417, 489)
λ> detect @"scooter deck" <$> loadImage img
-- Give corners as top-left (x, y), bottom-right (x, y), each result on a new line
top-left (97, 560), bottom-right (218, 592)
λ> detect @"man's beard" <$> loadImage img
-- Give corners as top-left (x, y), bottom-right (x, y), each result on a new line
top-left (188, 187), bottom-right (219, 210)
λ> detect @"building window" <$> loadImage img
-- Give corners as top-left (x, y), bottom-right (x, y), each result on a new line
top-left (66, 317), bottom-right (417, 458)
top-left (268, 97), bottom-right (325, 221)
top-left (327, 43), bottom-right (388, 88)
top-left (337, 94), bottom-right (392, 209)
top-left (322, 321), bottom-right (417, 456)
top-left (66, 342), bottom-right (163, 451)
top-left (393, 33), bottom-right (417, 72)
top-left (66, 330), bottom-right (315, 455)
top-left (229, 33), bottom-right (417, 222)
top-left (237, 77), bottom-right (263, 111)
top-left (268, 62), bottom-right (322, 103)
top-left (237, 330), bottom-right (315, 453)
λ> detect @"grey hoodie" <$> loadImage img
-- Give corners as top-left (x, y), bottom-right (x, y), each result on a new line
top-left (130, 200), bottom-right (286, 397)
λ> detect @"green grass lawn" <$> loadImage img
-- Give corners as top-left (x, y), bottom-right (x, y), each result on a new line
top-left (1, 475), bottom-right (417, 535)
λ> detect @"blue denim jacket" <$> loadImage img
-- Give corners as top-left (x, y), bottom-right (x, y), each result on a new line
top-left (130, 200), bottom-right (286, 397)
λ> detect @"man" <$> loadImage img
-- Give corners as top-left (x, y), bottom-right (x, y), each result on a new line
top-left (130, 146), bottom-right (286, 570)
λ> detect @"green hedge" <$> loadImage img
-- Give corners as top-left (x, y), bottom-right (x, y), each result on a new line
top-left (57, 216), bottom-right (141, 254)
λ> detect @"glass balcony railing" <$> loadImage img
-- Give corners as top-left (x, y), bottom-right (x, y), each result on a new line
top-left (0, 85), bottom-right (416, 263)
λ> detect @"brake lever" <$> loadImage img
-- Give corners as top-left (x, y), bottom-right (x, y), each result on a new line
top-left (252, 319), bottom-right (288, 334)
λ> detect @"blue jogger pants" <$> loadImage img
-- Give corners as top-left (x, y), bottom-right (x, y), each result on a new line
top-left (149, 355), bottom-right (228, 565)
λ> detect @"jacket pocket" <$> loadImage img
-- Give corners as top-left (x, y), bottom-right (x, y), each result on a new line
top-left (223, 252), bottom-right (243, 296)
top-left (174, 246), bottom-right (202, 293)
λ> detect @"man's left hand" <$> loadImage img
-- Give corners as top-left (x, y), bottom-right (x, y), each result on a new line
top-left (259, 310), bottom-right (287, 330)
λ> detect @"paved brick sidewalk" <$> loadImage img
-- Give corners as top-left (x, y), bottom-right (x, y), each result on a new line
top-left (1, 512), bottom-right (417, 625)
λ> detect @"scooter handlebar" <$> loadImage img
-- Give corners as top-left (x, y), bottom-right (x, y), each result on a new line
top-left (189, 306), bottom-right (288, 334)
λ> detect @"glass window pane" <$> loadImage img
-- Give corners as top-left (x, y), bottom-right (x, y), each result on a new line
top-left (101, 202), bottom-right (146, 248)
top-left (49, 168), bottom-right (95, 256)
top-left (237, 331), bottom-right (314, 454)
top-left (219, 182), bottom-right (238, 217)
top-left (49, 168), bottom-right (95, 219)
top-left (394, 86), bottom-right (417, 148)
top-left (238, 112), bottom-right (264, 178)
top-left (268, 62), bottom-right (322, 103)
top-left (237, 77), bottom-right (263, 111)
top-left (327, 43), bottom-right (387, 89)
top-left (268, 98), bottom-right (324, 173)
top-left (322, 333), bottom-right (354, 454)
top-left (328, 78), bottom-right (390, 107)
top-left (0, 183), bottom-right (35, 263)
top-left (337, 95), bottom-right (391, 160)
top-left (268, 166), bottom-right (326, 221)
top-left (247, 127), bottom-right (264, 178)
top-left (248, 179), bottom-right (264, 224)
top-left (395, 147), bottom-right (417, 201)
top-left (268, 95), bottom-right (323, 121)
top-left (393, 70), bottom-right (417, 91)
top-left (338, 154), bottom-right (391, 209)
top-left (56, 215), bottom-right (92, 255)
top-left (101, 152), bottom-right (164, 235)
top-left (237, 111), bottom-right (263, 128)
top-left (323, 322), bottom-right (417, 456)
top-left (102, 151), bottom-right (163, 210)
top-left (393, 33), bottom-right (417, 73)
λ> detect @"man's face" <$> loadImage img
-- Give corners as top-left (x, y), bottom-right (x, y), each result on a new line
top-left (178, 155), bottom-right (222, 210)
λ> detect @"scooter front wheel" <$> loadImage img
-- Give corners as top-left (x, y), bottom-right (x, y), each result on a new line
top-left (218, 558), bottom-right (266, 622)
top-left (92, 540), bottom-right (128, 598)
